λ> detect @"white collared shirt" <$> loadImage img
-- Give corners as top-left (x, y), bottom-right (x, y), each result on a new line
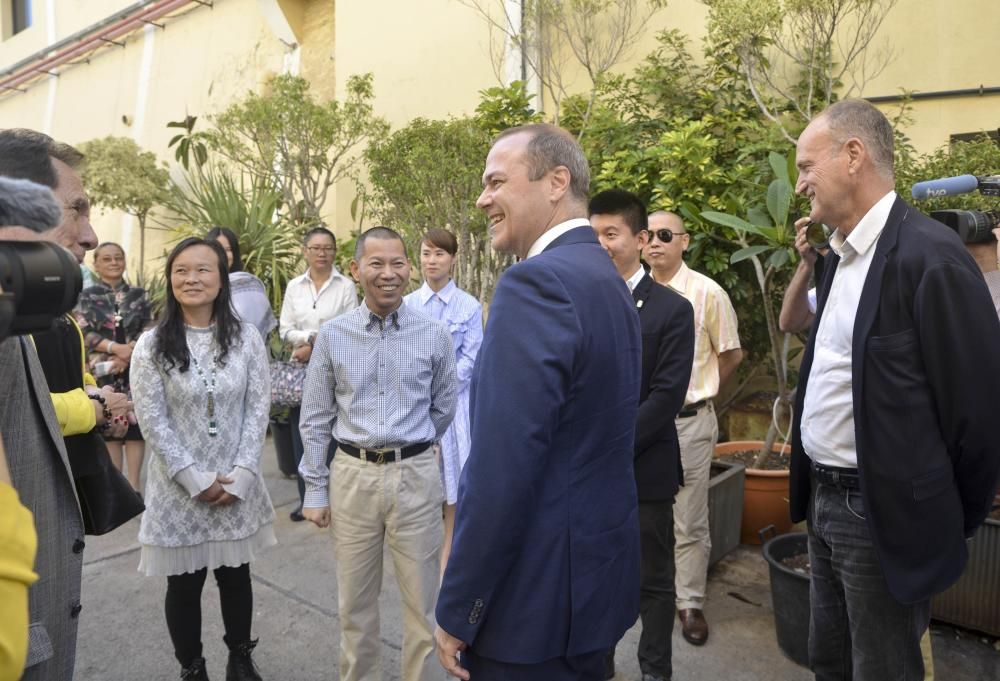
top-left (625, 265), bottom-right (645, 293)
top-left (801, 190), bottom-right (897, 469)
top-left (279, 267), bottom-right (358, 346)
top-left (525, 218), bottom-right (591, 259)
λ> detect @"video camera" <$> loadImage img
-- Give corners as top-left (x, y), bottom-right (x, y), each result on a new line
top-left (0, 177), bottom-right (83, 343)
top-left (911, 174), bottom-right (1000, 244)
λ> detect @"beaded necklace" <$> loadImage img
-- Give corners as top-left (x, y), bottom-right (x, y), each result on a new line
top-left (190, 345), bottom-right (218, 437)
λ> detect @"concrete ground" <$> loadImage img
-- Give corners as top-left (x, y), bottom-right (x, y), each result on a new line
top-left (76, 437), bottom-right (1000, 680)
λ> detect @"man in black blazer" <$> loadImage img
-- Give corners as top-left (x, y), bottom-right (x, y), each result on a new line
top-left (590, 189), bottom-right (694, 681)
top-left (791, 99), bottom-right (1000, 680)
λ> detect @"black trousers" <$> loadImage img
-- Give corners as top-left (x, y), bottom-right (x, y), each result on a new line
top-left (608, 500), bottom-right (676, 679)
top-left (165, 563), bottom-right (253, 667)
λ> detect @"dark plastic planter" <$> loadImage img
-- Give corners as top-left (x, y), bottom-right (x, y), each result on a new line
top-left (762, 532), bottom-right (811, 668)
top-left (932, 508), bottom-right (1000, 636)
top-left (269, 417), bottom-right (297, 478)
top-left (708, 459), bottom-right (745, 567)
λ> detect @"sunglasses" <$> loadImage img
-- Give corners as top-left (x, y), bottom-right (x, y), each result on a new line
top-left (648, 229), bottom-right (687, 243)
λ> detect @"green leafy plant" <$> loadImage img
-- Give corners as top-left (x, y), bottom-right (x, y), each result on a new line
top-left (78, 136), bottom-right (171, 286)
top-left (363, 82), bottom-right (539, 303)
top-left (207, 73), bottom-right (389, 226)
top-left (703, 151), bottom-right (801, 466)
top-left (166, 165), bottom-right (301, 312)
top-left (166, 115), bottom-right (209, 170)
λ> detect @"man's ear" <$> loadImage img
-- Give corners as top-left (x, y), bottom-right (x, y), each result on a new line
top-left (845, 137), bottom-right (865, 175)
top-left (548, 165), bottom-right (571, 201)
top-left (349, 259), bottom-right (361, 283)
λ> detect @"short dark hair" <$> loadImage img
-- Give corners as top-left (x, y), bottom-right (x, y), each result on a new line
top-left (493, 123), bottom-right (590, 202)
top-left (0, 128), bottom-right (58, 188)
top-left (154, 238), bottom-right (239, 373)
top-left (302, 226), bottom-right (337, 247)
top-left (206, 226), bottom-right (244, 272)
top-left (354, 226), bottom-right (408, 260)
top-left (420, 228), bottom-right (458, 256)
top-left (588, 189), bottom-right (648, 236)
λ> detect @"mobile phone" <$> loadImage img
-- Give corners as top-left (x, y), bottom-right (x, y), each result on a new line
top-left (805, 222), bottom-right (832, 250)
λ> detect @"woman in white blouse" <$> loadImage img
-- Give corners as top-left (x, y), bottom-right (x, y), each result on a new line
top-left (278, 227), bottom-right (358, 521)
top-left (404, 228), bottom-right (483, 575)
top-left (131, 238), bottom-right (274, 681)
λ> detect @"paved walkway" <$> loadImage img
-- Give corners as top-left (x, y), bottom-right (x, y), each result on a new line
top-left (75, 438), bottom-right (999, 680)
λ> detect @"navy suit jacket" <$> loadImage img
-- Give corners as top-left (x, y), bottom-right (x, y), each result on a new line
top-left (790, 197), bottom-right (1000, 604)
top-left (632, 272), bottom-right (694, 501)
top-left (436, 226), bottom-right (643, 663)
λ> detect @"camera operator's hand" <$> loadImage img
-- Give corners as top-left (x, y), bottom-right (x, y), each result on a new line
top-left (993, 227), bottom-right (1000, 264)
top-left (109, 356), bottom-right (129, 375)
top-left (794, 217), bottom-right (818, 268)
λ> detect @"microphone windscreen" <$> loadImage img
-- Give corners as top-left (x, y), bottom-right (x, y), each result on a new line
top-left (911, 174), bottom-right (979, 200)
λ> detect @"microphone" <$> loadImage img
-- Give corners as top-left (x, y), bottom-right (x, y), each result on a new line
top-left (911, 174), bottom-right (979, 200)
top-left (0, 176), bottom-right (62, 232)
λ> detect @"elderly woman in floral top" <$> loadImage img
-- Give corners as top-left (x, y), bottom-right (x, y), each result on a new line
top-left (74, 242), bottom-right (152, 491)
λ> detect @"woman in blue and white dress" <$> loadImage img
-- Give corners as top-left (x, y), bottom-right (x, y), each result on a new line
top-left (131, 237), bottom-right (274, 681)
top-left (404, 228), bottom-right (483, 576)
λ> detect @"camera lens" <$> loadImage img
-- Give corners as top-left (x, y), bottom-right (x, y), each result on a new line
top-left (0, 241), bottom-right (82, 336)
top-left (806, 222), bottom-right (832, 250)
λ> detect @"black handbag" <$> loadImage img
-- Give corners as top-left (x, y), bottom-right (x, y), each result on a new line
top-left (66, 429), bottom-right (145, 536)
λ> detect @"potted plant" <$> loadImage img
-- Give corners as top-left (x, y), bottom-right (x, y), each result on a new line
top-left (703, 151), bottom-right (800, 543)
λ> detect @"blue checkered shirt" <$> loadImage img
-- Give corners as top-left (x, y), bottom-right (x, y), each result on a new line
top-left (299, 300), bottom-right (457, 508)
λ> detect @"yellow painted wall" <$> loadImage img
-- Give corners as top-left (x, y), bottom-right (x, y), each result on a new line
top-left (866, 0), bottom-right (1000, 152)
top-left (0, 0), bottom-right (292, 278)
top-left (1, 0), bottom-right (998, 275)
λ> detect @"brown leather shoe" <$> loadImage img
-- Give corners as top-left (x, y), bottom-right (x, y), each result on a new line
top-left (678, 608), bottom-right (709, 646)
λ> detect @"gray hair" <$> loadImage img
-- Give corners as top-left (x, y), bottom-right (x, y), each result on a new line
top-left (819, 99), bottom-right (895, 180)
top-left (0, 176), bottom-right (62, 232)
top-left (494, 123), bottom-right (590, 202)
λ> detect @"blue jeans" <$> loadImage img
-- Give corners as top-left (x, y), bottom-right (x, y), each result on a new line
top-left (807, 481), bottom-right (930, 680)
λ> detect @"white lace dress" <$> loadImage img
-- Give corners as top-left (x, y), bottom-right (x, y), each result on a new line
top-left (131, 323), bottom-right (276, 576)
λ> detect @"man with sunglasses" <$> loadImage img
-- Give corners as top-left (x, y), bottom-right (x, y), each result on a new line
top-left (644, 211), bottom-right (742, 647)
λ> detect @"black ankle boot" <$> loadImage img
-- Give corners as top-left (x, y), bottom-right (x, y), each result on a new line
top-left (226, 639), bottom-right (262, 681)
top-left (179, 657), bottom-right (210, 680)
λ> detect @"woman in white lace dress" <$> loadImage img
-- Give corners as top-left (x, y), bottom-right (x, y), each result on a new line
top-left (131, 238), bottom-right (274, 681)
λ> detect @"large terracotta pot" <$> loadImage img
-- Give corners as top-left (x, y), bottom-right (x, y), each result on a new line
top-left (714, 440), bottom-right (792, 545)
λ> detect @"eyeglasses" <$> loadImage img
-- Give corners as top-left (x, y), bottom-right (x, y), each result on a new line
top-left (648, 229), bottom-right (687, 243)
top-left (306, 246), bottom-right (335, 254)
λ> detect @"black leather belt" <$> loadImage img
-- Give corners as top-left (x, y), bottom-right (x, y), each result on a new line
top-left (677, 399), bottom-right (708, 419)
top-left (811, 461), bottom-right (861, 490)
top-left (339, 442), bottom-right (433, 464)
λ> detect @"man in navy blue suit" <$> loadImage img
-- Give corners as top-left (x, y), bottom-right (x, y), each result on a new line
top-left (435, 124), bottom-right (643, 681)
top-left (590, 189), bottom-right (694, 681)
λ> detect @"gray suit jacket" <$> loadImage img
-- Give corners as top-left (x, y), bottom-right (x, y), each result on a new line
top-left (0, 337), bottom-right (84, 680)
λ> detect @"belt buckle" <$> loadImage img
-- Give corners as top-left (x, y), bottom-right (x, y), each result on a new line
top-left (373, 449), bottom-right (388, 465)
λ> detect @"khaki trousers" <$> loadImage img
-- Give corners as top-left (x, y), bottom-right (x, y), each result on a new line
top-left (673, 403), bottom-right (718, 610)
top-left (329, 448), bottom-right (444, 681)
